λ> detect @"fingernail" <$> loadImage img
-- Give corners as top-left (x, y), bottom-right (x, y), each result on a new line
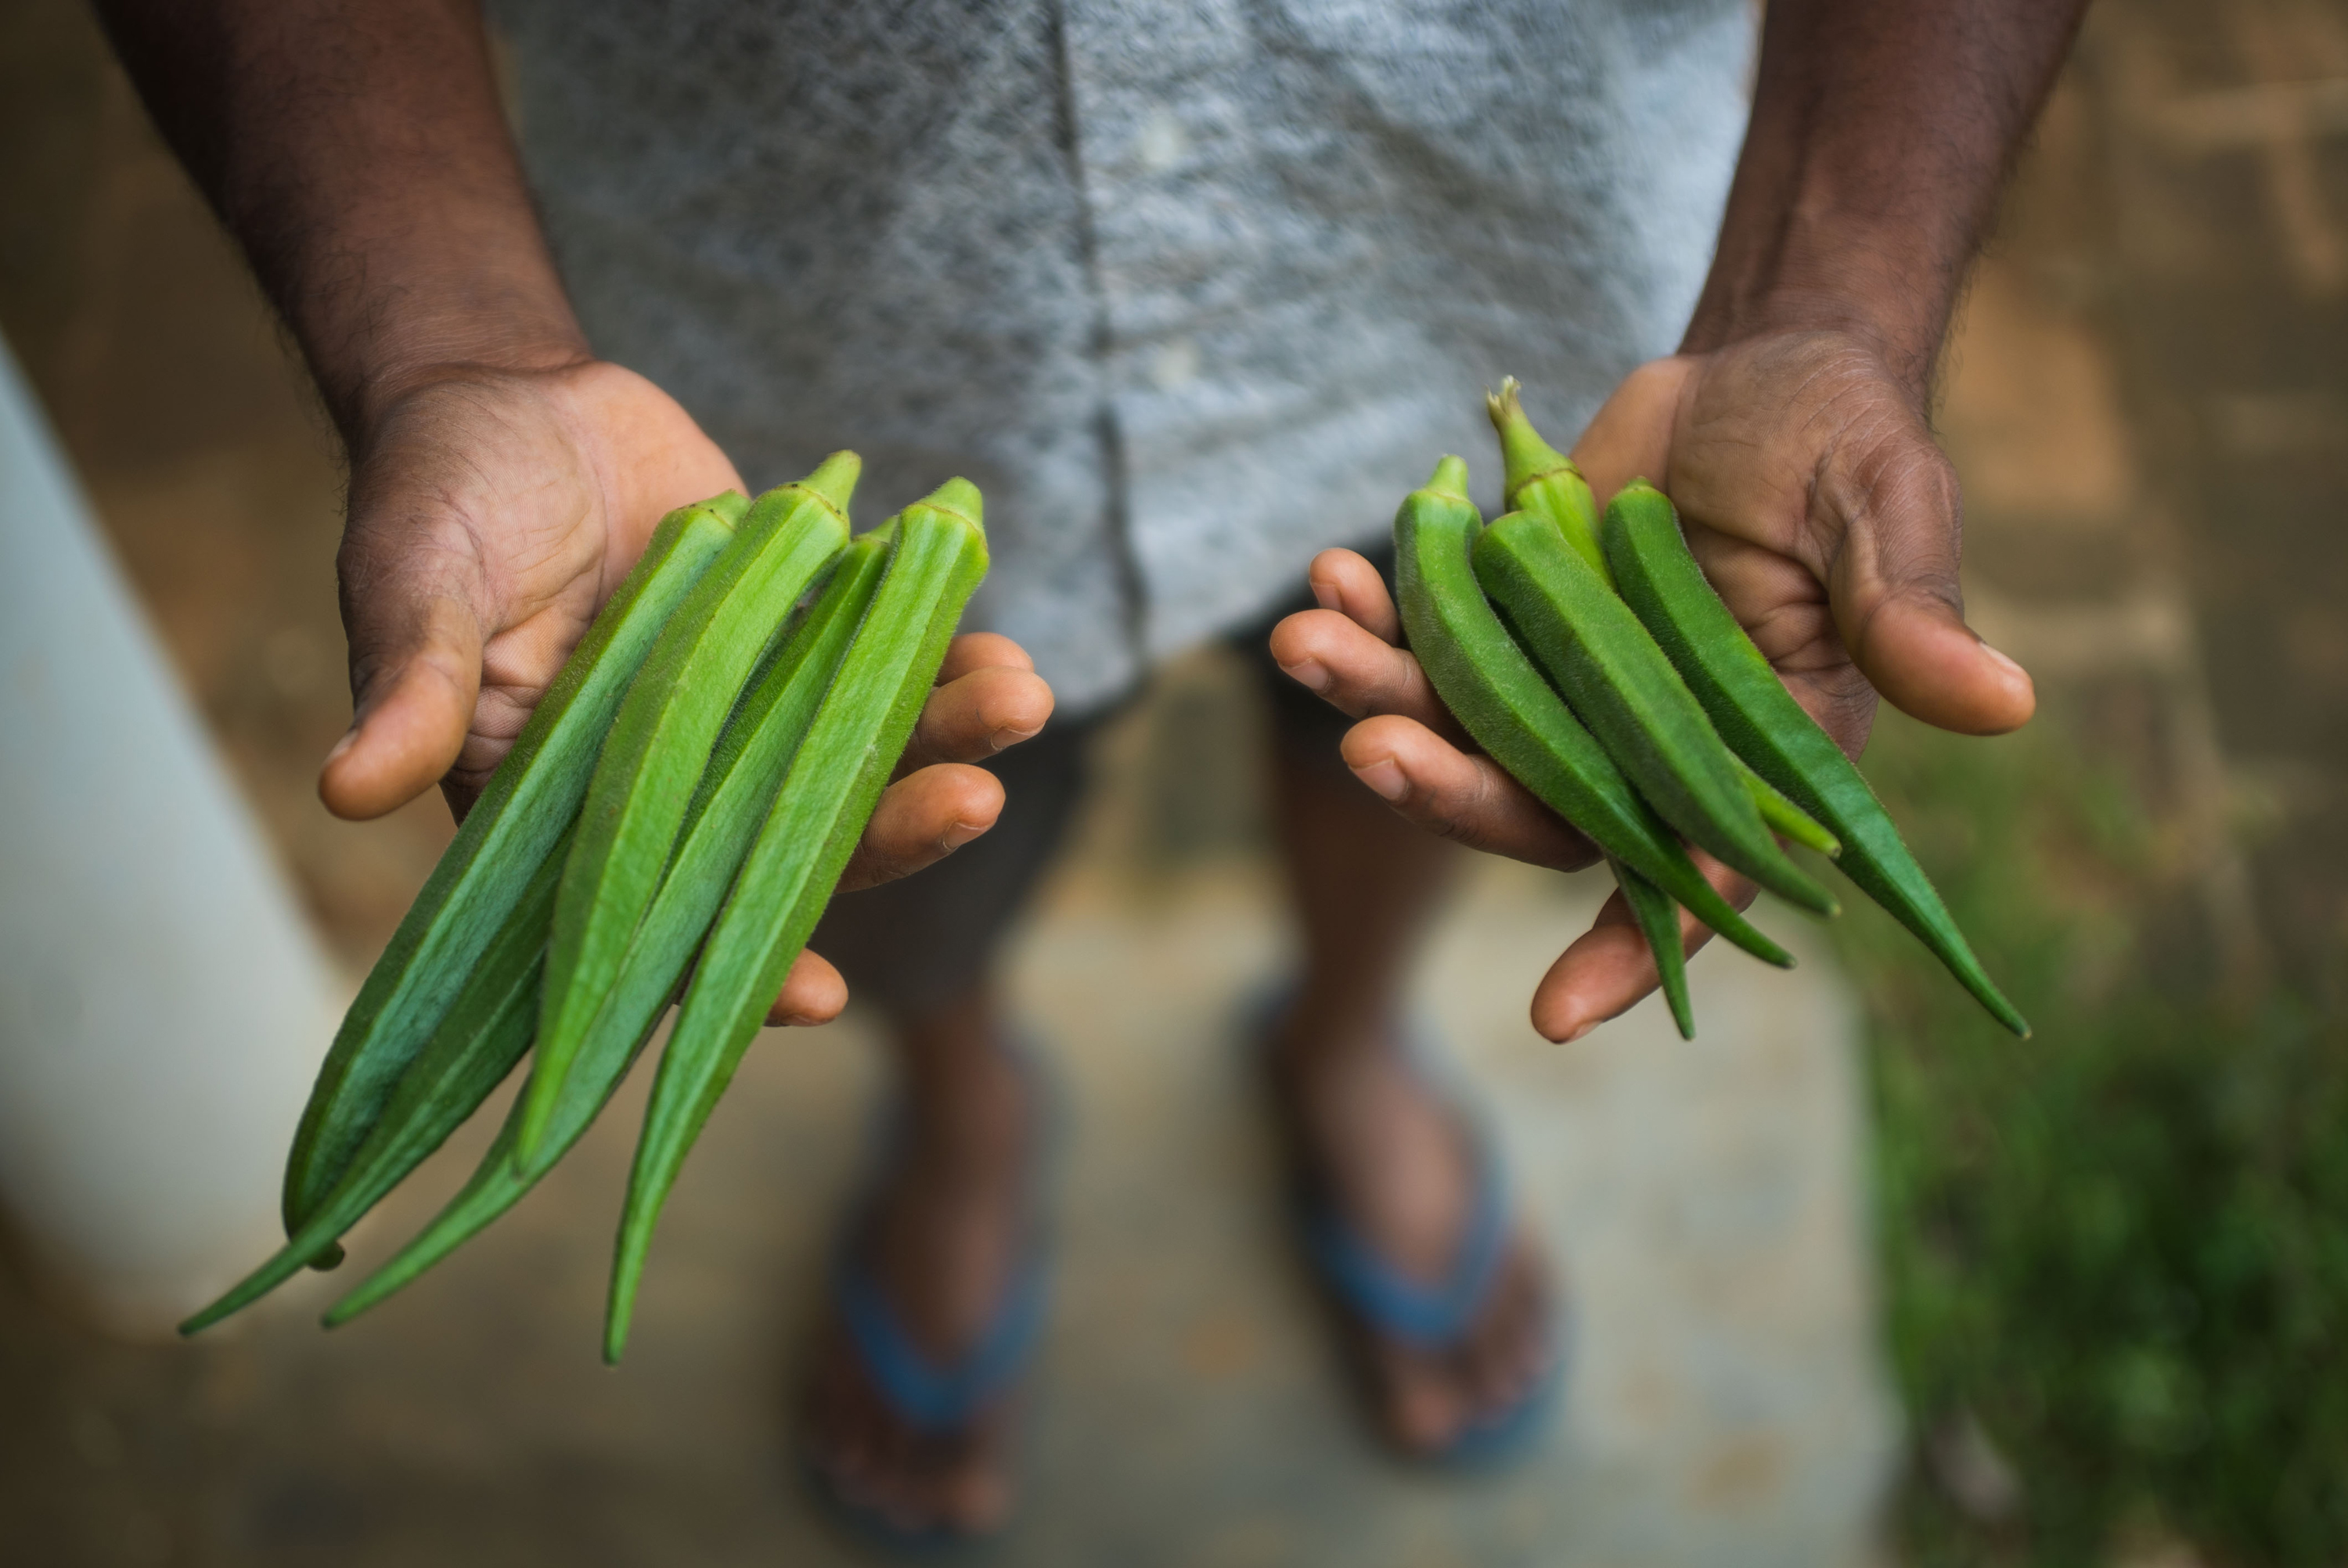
top-left (1309, 579), bottom-right (1341, 613)
top-left (941, 818), bottom-right (988, 851)
top-left (1562, 1019), bottom-right (1597, 1044)
top-left (988, 722), bottom-right (1042, 752)
top-left (1352, 757), bottom-right (1407, 801)
top-left (324, 728), bottom-right (359, 765)
top-left (1980, 642), bottom-right (2027, 680)
top-left (1277, 657), bottom-right (1331, 693)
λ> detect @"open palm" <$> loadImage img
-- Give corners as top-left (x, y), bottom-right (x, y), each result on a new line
top-left (1271, 329), bottom-right (2034, 1039)
top-left (322, 358), bottom-right (1051, 1023)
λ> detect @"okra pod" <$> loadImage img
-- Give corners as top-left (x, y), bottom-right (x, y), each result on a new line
top-left (1473, 511), bottom-right (1841, 918)
top-left (1602, 480), bottom-right (2029, 1036)
top-left (282, 496), bottom-right (744, 1241)
top-left (1395, 457), bottom-right (1792, 970)
top-left (1735, 754), bottom-right (1841, 858)
top-left (322, 534), bottom-right (897, 1325)
top-left (518, 455), bottom-right (860, 1167)
top-left (1611, 859), bottom-right (1696, 1039)
top-left (603, 480), bottom-right (989, 1362)
top-left (181, 823), bottom-right (573, 1332)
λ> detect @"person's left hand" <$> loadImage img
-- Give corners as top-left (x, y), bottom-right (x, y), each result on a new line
top-left (1271, 332), bottom-right (2035, 1040)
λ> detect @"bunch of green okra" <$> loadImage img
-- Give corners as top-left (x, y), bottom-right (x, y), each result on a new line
top-left (184, 455), bottom-right (989, 1361)
top-left (1400, 380), bottom-right (2029, 1042)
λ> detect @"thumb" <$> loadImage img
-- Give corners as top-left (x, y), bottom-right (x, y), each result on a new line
top-left (1823, 423), bottom-right (2036, 737)
top-left (321, 549), bottom-right (486, 822)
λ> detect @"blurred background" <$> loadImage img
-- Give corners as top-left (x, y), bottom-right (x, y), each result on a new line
top-left (2, 0), bottom-right (2343, 1563)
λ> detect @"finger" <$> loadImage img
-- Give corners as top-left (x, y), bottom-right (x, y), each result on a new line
top-left (1529, 851), bottom-right (1754, 1041)
top-left (899, 665), bottom-right (1055, 773)
top-left (935, 631), bottom-right (1035, 685)
top-left (320, 589), bottom-right (483, 821)
top-left (1566, 356), bottom-right (1693, 509)
top-left (1305, 548), bottom-right (1402, 646)
top-left (768, 948), bottom-right (848, 1027)
top-left (1338, 714), bottom-right (1601, 872)
top-left (1819, 426), bottom-right (2036, 736)
top-left (1269, 608), bottom-right (1464, 741)
top-left (835, 762), bottom-right (1003, 894)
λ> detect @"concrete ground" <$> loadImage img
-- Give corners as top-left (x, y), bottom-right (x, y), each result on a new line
top-left (1, 734), bottom-right (1895, 1566)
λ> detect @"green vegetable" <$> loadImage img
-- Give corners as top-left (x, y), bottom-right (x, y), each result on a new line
top-left (1735, 753), bottom-right (1841, 858)
top-left (1602, 478), bottom-right (2029, 1036)
top-left (517, 455), bottom-right (859, 1169)
top-left (603, 479), bottom-right (989, 1362)
top-left (1489, 377), bottom-right (1612, 582)
top-left (322, 531), bottom-right (896, 1325)
top-left (1395, 456), bottom-right (1792, 971)
top-left (180, 822), bottom-right (573, 1333)
top-left (1612, 859), bottom-right (1696, 1039)
top-left (1473, 509), bottom-right (1839, 919)
top-left (281, 495), bottom-right (743, 1247)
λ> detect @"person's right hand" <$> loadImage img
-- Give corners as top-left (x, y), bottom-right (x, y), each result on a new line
top-left (322, 357), bottom-right (1054, 1026)
top-left (322, 357), bottom-right (746, 819)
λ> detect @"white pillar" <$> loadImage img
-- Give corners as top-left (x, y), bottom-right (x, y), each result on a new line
top-left (0, 335), bottom-right (341, 1336)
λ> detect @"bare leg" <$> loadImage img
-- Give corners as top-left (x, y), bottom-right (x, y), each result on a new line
top-left (799, 980), bottom-right (1037, 1536)
top-left (1264, 731), bottom-right (1557, 1453)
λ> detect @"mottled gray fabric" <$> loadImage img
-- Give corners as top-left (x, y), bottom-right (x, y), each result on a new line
top-left (491, 0), bottom-right (1753, 714)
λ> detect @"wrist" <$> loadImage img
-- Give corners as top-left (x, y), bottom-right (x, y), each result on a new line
top-left (306, 265), bottom-right (591, 448)
top-left (1678, 211), bottom-right (1963, 400)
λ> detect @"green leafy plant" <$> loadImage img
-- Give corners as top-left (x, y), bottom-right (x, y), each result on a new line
top-left (1842, 709), bottom-right (2348, 1566)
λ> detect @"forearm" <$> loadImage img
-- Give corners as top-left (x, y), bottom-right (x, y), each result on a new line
top-left (1682, 0), bottom-right (2089, 390)
top-left (95, 0), bottom-right (585, 441)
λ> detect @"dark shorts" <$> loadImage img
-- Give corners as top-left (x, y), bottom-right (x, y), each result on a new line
top-left (810, 548), bottom-right (1392, 1020)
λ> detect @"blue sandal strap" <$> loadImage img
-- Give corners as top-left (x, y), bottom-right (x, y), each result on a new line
top-left (834, 1241), bottom-right (1048, 1435)
top-left (1302, 1146), bottom-right (1511, 1351)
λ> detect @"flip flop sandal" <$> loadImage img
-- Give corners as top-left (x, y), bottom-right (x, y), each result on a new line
top-left (1252, 994), bottom-right (1566, 1469)
top-left (798, 1048), bottom-right (1057, 1554)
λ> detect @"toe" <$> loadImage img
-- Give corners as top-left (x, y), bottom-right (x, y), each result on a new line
top-left (1375, 1340), bottom-right (1468, 1454)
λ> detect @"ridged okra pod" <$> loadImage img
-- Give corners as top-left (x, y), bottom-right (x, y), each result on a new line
top-left (281, 494), bottom-right (743, 1243)
top-left (181, 822), bottom-right (574, 1332)
top-left (1610, 859), bottom-right (1696, 1039)
top-left (1473, 511), bottom-right (1839, 918)
top-left (1735, 754), bottom-right (1840, 858)
top-left (1602, 480), bottom-right (2029, 1036)
top-left (1394, 457), bottom-right (1791, 971)
top-left (604, 480), bottom-right (989, 1361)
top-left (518, 455), bottom-right (860, 1167)
top-left (322, 534), bottom-right (896, 1325)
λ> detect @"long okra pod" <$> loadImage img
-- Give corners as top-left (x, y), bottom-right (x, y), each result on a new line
top-left (1602, 480), bottom-right (2029, 1036)
top-left (604, 480), bottom-right (989, 1361)
top-left (281, 495), bottom-right (744, 1240)
top-left (322, 534), bottom-right (897, 1325)
top-left (1610, 859), bottom-right (1696, 1039)
top-left (1395, 458), bottom-right (1791, 970)
top-left (518, 455), bottom-right (860, 1167)
top-left (1473, 513), bottom-right (1839, 918)
top-left (181, 822), bottom-right (574, 1332)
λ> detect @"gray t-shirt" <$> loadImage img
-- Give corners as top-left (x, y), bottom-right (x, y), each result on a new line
top-left (493, 0), bottom-right (1752, 713)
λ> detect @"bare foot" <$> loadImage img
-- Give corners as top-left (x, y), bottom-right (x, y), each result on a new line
top-left (1268, 1005), bottom-right (1556, 1455)
top-left (800, 1022), bottom-right (1037, 1537)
